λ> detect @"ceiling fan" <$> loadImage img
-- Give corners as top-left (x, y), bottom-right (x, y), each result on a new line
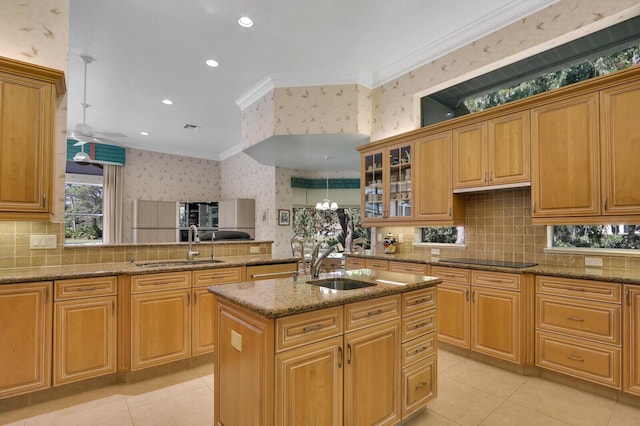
top-left (68, 55), bottom-right (127, 147)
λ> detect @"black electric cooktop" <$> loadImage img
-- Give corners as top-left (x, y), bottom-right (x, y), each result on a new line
top-left (440, 258), bottom-right (537, 268)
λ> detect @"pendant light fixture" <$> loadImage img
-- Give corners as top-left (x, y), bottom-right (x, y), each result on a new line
top-left (316, 156), bottom-right (338, 211)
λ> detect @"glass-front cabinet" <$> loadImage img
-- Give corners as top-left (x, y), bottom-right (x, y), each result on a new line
top-left (361, 141), bottom-right (413, 224)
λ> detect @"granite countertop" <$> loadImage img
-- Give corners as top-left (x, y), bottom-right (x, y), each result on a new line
top-left (345, 252), bottom-right (640, 285)
top-left (208, 269), bottom-right (440, 319)
top-left (0, 255), bottom-right (299, 284)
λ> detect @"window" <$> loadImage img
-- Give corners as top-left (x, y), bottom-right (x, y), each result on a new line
top-left (419, 226), bottom-right (465, 245)
top-left (65, 171), bottom-right (104, 244)
top-left (549, 225), bottom-right (640, 251)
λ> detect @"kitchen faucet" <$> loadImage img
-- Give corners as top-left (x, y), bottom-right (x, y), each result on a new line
top-left (310, 242), bottom-right (344, 278)
top-left (210, 231), bottom-right (216, 259)
top-left (187, 225), bottom-right (200, 260)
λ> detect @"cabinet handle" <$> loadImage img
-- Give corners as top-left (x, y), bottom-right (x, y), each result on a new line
top-left (486, 279), bottom-right (502, 283)
top-left (413, 321), bottom-right (430, 330)
top-left (415, 381), bottom-right (429, 391)
top-left (302, 324), bottom-right (324, 333)
top-left (533, 202), bottom-right (536, 213)
top-left (193, 292), bottom-right (197, 304)
top-left (626, 289), bottom-right (631, 306)
top-left (413, 346), bottom-right (429, 355)
top-left (187, 294), bottom-right (190, 306)
top-left (251, 271), bottom-right (289, 279)
top-left (604, 198), bottom-right (608, 211)
top-left (45, 287), bottom-right (49, 303)
top-left (448, 207), bottom-right (452, 216)
top-left (338, 346), bottom-right (343, 368)
top-left (367, 309), bottom-right (384, 316)
top-left (43, 193), bottom-right (47, 206)
top-left (566, 316), bottom-right (584, 322)
top-left (72, 286), bottom-right (98, 292)
top-left (483, 171), bottom-right (487, 182)
top-left (112, 300), bottom-right (115, 314)
top-left (565, 287), bottom-right (585, 292)
top-left (412, 298), bottom-right (429, 305)
top-left (472, 291), bottom-right (475, 302)
top-left (466, 290), bottom-right (469, 302)
top-left (347, 343), bottom-right (352, 365)
top-left (567, 355), bottom-right (584, 362)
top-left (489, 171), bottom-right (492, 182)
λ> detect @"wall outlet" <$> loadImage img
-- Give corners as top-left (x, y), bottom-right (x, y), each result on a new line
top-left (431, 248), bottom-right (441, 256)
top-left (30, 234), bottom-right (57, 249)
top-left (231, 330), bottom-right (242, 352)
top-left (397, 234), bottom-right (404, 243)
top-left (377, 233), bottom-right (383, 243)
top-left (584, 257), bottom-right (603, 267)
top-left (250, 246), bottom-right (260, 254)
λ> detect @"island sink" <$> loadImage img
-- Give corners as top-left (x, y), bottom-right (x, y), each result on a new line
top-left (307, 278), bottom-right (376, 290)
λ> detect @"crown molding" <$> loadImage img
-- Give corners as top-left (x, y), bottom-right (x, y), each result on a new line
top-left (235, 75), bottom-right (275, 111)
top-left (218, 142), bottom-right (246, 161)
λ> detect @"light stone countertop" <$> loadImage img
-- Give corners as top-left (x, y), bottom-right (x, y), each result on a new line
top-left (0, 255), bottom-right (299, 284)
top-left (208, 269), bottom-right (440, 319)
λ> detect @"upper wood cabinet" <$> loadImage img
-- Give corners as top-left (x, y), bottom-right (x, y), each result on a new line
top-left (600, 80), bottom-right (640, 217)
top-left (0, 57), bottom-right (65, 221)
top-left (361, 141), bottom-right (414, 224)
top-left (414, 131), bottom-right (464, 224)
top-left (530, 92), bottom-right (601, 220)
top-left (453, 110), bottom-right (531, 191)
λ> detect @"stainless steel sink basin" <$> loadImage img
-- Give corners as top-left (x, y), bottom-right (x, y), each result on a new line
top-left (135, 259), bottom-right (225, 268)
top-left (307, 278), bottom-right (376, 290)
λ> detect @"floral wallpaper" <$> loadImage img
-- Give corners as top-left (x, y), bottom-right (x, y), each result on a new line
top-left (241, 91), bottom-right (274, 148)
top-left (121, 148), bottom-right (221, 243)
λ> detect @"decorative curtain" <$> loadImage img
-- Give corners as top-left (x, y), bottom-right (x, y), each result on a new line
top-left (103, 165), bottom-right (123, 244)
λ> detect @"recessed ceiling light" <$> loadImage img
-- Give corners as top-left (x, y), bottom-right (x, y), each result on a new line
top-left (205, 59), bottom-right (219, 68)
top-left (140, 131), bottom-right (149, 136)
top-left (237, 16), bottom-right (253, 28)
top-left (162, 99), bottom-right (173, 105)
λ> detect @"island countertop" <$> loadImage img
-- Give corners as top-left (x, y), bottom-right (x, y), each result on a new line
top-left (208, 268), bottom-right (441, 319)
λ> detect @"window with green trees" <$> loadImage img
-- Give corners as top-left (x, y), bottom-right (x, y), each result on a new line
top-left (65, 182), bottom-right (103, 244)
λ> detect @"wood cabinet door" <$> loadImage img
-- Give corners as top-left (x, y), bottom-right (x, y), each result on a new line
top-left (600, 80), bottom-right (640, 216)
top-left (0, 282), bottom-right (52, 398)
top-left (53, 296), bottom-right (117, 385)
top-left (488, 110), bottom-right (530, 186)
top-left (471, 286), bottom-right (521, 364)
top-left (192, 287), bottom-right (216, 355)
top-left (275, 336), bottom-right (343, 426)
top-left (344, 320), bottom-right (400, 426)
top-left (131, 289), bottom-right (191, 370)
top-left (362, 147), bottom-right (386, 223)
top-left (414, 131), bottom-right (463, 222)
top-left (453, 122), bottom-right (487, 189)
top-left (0, 75), bottom-right (53, 219)
top-left (436, 283), bottom-right (470, 348)
top-left (625, 285), bottom-right (640, 396)
top-left (530, 92), bottom-right (600, 219)
top-left (386, 141), bottom-right (414, 221)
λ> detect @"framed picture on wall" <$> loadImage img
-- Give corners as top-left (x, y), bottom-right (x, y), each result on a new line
top-left (278, 209), bottom-right (290, 226)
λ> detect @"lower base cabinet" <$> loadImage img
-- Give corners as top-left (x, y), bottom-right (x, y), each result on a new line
top-left (625, 285), bottom-right (640, 396)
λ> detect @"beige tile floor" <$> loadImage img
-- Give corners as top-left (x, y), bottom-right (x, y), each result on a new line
top-left (2, 350), bottom-right (640, 425)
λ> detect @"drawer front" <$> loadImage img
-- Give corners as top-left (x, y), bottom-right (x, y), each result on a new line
top-left (432, 266), bottom-right (470, 284)
top-left (536, 331), bottom-right (621, 389)
top-left (131, 272), bottom-right (191, 293)
top-left (536, 276), bottom-right (621, 303)
top-left (389, 261), bottom-right (429, 275)
top-left (192, 267), bottom-right (242, 287)
top-left (246, 263), bottom-right (297, 281)
top-left (402, 332), bottom-right (437, 367)
top-left (345, 256), bottom-right (366, 270)
top-left (402, 287), bottom-right (436, 316)
top-left (472, 270), bottom-right (520, 291)
top-left (402, 308), bottom-right (436, 342)
top-left (55, 276), bottom-right (117, 300)
top-left (402, 355), bottom-right (437, 418)
top-left (365, 258), bottom-right (389, 271)
top-left (276, 306), bottom-right (343, 352)
top-left (344, 295), bottom-right (400, 332)
top-left (536, 294), bottom-right (621, 345)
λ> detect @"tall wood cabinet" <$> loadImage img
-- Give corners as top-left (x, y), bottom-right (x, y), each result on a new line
top-left (0, 57), bottom-right (65, 221)
top-left (624, 285), bottom-right (640, 396)
top-left (0, 282), bottom-right (52, 398)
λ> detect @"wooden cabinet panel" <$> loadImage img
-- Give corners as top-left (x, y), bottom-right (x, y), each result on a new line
top-left (131, 272), bottom-right (190, 293)
top-left (402, 308), bottom-right (436, 342)
top-left (600, 80), bottom-right (640, 216)
top-left (472, 270), bottom-right (521, 291)
top-left (0, 282), bottom-right (52, 398)
top-left (389, 261), bottom-right (430, 276)
top-left (536, 331), bottom-right (621, 389)
top-left (530, 92), bottom-right (600, 218)
top-left (246, 262), bottom-right (297, 281)
top-left (55, 276), bottom-right (117, 300)
top-left (275, 336), bottom-right (343, 426)
top-left (402, 332), bottom-right (437, 367)
top-left (432, 266), bottom-right (470, 284)
top-left (453, 122), bottom-right (487, 189)
top-left (402, 355), bottom-right (437, 419)
top-left (192, 287), bottom-right (216, 355)
top-left (365, 258), bottom-right (389, 271)
top-left (344, 295), bottom-right (400, 332)
top-left (192, 267), bottom-right (242, 286)
top-left (624, 285), bottom-right (640, 396)
top-left (276, 306), bottom-right (343, 352)
top-left (488, 110), bottom-right (530, 186)
top-left (402, 287), bottom-right (436, 316)
top-left (345, 256), bottom-right (366, 270)
top-left (53, 296), bottom-right (117, 385)
top-left (536, 276), bottom-right (621, 303)
top-left (436, 283), bottom-right (470, 348)
top-left (344, 319), bottom-right (401, 426)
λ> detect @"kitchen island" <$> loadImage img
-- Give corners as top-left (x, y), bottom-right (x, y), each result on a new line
top-left (209, 269), bottom-right (440, 426)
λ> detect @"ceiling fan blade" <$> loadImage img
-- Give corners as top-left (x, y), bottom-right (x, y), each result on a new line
top-left (90, 131), bottom-right (128, 138)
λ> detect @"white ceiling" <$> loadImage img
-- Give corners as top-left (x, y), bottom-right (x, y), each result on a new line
top-left (68, 0), bottom-right (557, 170)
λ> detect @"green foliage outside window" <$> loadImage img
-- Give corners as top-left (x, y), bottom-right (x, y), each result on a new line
top-left (554, 225), bottom-right (640, 250)
top-left (421, 227), bottom-right (458, 244)
top-left (65, 183), bottom-right (103, 243)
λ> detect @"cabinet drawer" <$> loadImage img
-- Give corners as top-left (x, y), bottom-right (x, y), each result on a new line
top-left (402, 287), bottom-right (436, 316)
top-left (131, 272), bottom-right (190, 293)
top-left (536, 294), bottom-right (621, 345)
top-left (246, 263), bottom-right (297, 281)
top-left (345, 256), bottom-right (366, 270)
top-left (402, 332), bottom-right (437, 367)
top-left (389, 261), bottom-right (429, 275)
top-left (432, 266), bottom-right (470, 284)
top-left (345, 295), bottom-right (400, 332)
top-left (55, 276), bottom-right (117, 300)
top-left (402, 308), bottom-right (436, 342)
top-left (536, 276), bottom-right (621, 303)
top-left (276, 306), bottom-right (343, 352)
top-left (402, 355), bottom-right (437, 418)
top-left (536, 331), bottom-right (621, 389)
top-left (365, 258), bottom-right (389, 271)
top-left (192, 267), bottom-right (242, 287)
top-left (472, 270), bottom-right (520, 291)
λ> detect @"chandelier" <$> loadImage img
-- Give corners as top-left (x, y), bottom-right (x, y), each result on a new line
top-left (316, 156), bottom-right (339, 211)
